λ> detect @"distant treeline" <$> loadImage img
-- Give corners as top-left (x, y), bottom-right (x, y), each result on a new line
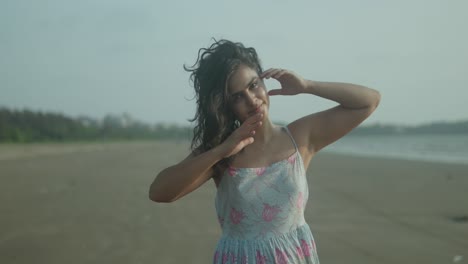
top-left (0, 107), bottom-right (467, 143)
top-left (0, 108), bottom-right (191, 143)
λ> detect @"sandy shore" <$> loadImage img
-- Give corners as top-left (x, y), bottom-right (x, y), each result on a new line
top-left (0, 141), bottom-right (467, 264)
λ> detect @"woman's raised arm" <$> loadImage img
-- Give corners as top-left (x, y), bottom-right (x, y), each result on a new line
top-left (262, 68), bottom-right (381, 155)
top-left (149, 112), bottom-right (263, 203)
top-left (149, 148), bottom-right (222, 203)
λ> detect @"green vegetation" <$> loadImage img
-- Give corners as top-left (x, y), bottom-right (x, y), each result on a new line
top-left (0, 108), bottom-right (191, 143)
top-left (1, 107), bottom-right (467, 143)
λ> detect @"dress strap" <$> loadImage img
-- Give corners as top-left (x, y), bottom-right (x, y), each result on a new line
top-left (283, 126), bottom-right (299, 151)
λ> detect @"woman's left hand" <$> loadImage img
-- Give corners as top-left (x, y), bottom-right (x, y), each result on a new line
top-left (260, 68), bottom-right (308, 96)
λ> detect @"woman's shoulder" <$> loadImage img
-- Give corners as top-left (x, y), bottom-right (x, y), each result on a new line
top-left (285, 122), bottom-right (316, 168)
top-left (285, 122), bottom-right (309, 148)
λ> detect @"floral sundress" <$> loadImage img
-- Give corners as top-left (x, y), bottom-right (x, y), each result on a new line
top-left (213, 127), bottom-right (320, 264)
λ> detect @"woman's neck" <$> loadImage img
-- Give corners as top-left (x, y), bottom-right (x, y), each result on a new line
top-left (251, 117), bottom-right (276, 145)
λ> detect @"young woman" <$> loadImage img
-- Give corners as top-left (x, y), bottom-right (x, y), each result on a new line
top-left (149, 39), bottom-right (380, 263)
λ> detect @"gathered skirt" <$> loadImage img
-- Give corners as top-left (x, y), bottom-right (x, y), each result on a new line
top-left (213, 224), bottom-right (320, 264)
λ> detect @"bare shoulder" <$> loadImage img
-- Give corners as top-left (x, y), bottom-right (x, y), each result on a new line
top-left (286, 122), bottom-right (311, 151)
top-left (286, 122), bottom-right (316, 170)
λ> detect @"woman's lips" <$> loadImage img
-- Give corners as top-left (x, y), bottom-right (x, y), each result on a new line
top-left (249, 105), bottom-right (263, 115)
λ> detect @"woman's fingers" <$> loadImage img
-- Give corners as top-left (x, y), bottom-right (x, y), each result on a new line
top-left (226, 136), bottom-right (255, 157)
top-left (259, 68), bottom-right (274, 78)
top-left (272, 69), bottom-right (287, 79)
top-left (268, 89), bottom-right (283, 96)
top-left (237, 113), bottom-right (263, 138)
top-left (261, 68), bottom-right (286, 79)
top-left (246, 115), bottom-right (263, 130)
top-left (223, 113), bottom-right (264, 157)
top-left (262, 69), bottom-right (282, 79)
top-left (238, 136), bottom-right (254, 148)
top-left (242, 113), bottom-right (263, 127)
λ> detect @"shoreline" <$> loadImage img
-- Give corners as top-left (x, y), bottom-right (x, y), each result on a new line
top-left (2, 140), bottom-right (467, 166)
top-left (323, 149), bottom-right (468, 166)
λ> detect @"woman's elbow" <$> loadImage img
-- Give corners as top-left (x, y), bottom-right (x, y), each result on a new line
top-left (149, 169), bottom-right (176, 203)
top-left (371, 89), bottom-right (381, 109)
top-left (148, 189), bottom-right (177, 203)
top-left (148, 182), bottom-right (176, 203)
top-left (148, 177), bottom-right (177, 203)
top-left (149, 195), bottom-right (174, 203)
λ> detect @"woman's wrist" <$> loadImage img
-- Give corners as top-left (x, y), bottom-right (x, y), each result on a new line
top-left (302, 80), bottom-right (319, 94)
top-left (211, 144), bottom-right (229, 160)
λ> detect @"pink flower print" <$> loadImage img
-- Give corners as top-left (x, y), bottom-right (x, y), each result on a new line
top-left (222, 253), bottom-right (229, 264)
top-left (262, 203), bottom-right (282, 222)
top-left (255, 250), bottom-right (267, 264)
top-left (214, 251), bottom-right (219, 263)
top-left (228, 166), bottom-right (237, 176)
top-left (255, 167), bottom-right (266, 176)
top-left (287, 153), bottom-right (296, 164)
top-left (230, 207), bottom-right (245, 225)
top-left (296, 246), bottom-right (305, 259)
top-left (275, 248), bottom-right (289, 264)
top-left (300, 239), bottom-right (312, 257)
top-left (230, 253), bottom-right (237, 263)
top-left (240, 255), bottom-right (248, 264)
top-left (296, 192), bottom-right (304, 209)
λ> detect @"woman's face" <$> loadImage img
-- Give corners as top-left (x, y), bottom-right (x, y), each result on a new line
top-left (227, 64), bottom-right (269, 123)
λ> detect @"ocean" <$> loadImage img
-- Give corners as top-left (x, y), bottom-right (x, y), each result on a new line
top-left (323, 134), bottom-right (468, 165)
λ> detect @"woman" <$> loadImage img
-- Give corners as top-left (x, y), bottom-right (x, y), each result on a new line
top-left (149, 39), bottom-right (380, 263)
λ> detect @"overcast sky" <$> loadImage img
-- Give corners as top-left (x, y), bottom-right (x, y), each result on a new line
top-left (1, 0), bottom-right (467, 126)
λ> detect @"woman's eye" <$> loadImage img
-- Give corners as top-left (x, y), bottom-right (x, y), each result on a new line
top-left (250, 82), bottom-right (258, 89)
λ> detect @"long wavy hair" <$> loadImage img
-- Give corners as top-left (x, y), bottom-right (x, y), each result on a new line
top-left (184, 39), bottom-right (263, 174)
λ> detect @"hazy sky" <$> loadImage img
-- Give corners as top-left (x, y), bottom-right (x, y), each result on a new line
top-left (1, 0), bottom-right (467, 126)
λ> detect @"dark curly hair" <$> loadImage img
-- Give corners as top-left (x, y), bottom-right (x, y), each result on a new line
top-left (184, 39), bottom-right (263, 174)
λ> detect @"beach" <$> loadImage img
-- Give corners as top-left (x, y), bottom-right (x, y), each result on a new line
top-left (0, 141), bottom-right (467, 264)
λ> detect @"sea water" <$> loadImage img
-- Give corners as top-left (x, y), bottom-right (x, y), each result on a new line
top-left (324, 134), bottom-right (468, 165)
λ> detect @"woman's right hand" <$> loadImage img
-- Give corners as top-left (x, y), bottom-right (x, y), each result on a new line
top-left (217, 113), bottom-right (263, 158)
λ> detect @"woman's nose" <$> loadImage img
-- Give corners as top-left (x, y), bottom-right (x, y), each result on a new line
top-left (246, 91), bottom-right (257, 106)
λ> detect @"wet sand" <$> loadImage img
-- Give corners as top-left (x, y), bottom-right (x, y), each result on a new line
top-left (0, 141), bottom-right (467, 264)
